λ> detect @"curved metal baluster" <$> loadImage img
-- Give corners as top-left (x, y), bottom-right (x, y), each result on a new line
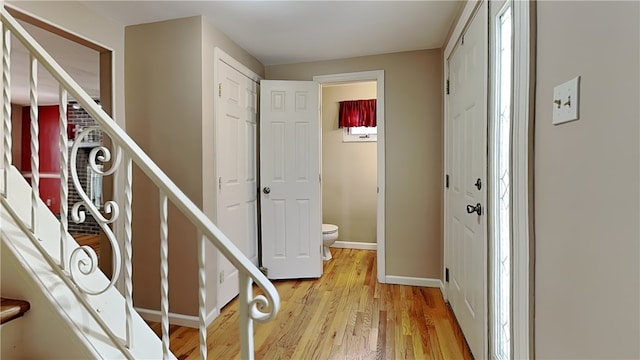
top-left (68, 127), bottom-right (122, 295)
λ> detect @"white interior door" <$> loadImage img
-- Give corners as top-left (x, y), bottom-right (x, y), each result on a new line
top-left (446, 2), bottom-right (488, 358)
top-left (260, 80), bottom-right (322, 280)
top-left (216, 60), bottom-right (259, 308)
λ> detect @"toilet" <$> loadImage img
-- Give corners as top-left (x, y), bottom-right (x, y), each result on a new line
top-left (322, 224), bottom-right (339, 261)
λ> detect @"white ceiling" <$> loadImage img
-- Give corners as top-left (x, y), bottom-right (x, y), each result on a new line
top-left (11, 1), bottom-right (463, 105)
top-left (84, 1), bottom-right (463, 66)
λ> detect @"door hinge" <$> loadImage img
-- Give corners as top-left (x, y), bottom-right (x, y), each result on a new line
top-left (218, 83), bottom-right (222, 97)
top-left (446, 79), bottom-right (450, 95)
top-left (445, 174), bottom-right (450, 189)
top-left (218, 177), bottom-right (222, 190)
top-left (445, 268), bottom-right (449, 283)
top-left (319, 174), bottom-right (321, 184)
top-left (219, 271), bottom-right (225, 284)
top-left (461, 35), bottom-right (465, 45)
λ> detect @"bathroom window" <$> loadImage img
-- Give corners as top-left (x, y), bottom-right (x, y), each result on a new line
top-left (343, 126), bottom-right (377, 142)
top-left (339, 99), bottom-right (377, 142)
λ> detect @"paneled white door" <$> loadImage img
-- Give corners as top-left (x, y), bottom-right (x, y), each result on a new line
top-left (216, 60), bottom-right (259, 308)
top-left (260, 80), bottom-right (322, 280)
top-left (446, 2), bottom-right (488, 358)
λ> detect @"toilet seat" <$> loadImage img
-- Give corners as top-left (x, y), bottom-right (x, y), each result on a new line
top-left (322, 224), bottom-right (338, 235)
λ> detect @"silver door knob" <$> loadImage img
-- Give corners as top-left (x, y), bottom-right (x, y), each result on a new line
top-left (263, 187), bottom-right (271, 194)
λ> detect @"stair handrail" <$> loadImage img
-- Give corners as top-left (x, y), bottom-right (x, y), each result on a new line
top-left (1, 5), bottom-right (279, 359)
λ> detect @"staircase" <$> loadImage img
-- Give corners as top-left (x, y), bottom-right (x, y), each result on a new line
top-left (0, 3), bottom-right (279, 359)
top-left (1, 298), bottom-right (30, 325)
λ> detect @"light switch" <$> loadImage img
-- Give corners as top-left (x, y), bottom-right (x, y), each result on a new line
top-left (552, 76), bottom-right (580, 125)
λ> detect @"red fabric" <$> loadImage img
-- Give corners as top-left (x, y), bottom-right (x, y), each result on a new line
top-left (338, 99), bottom-right (376, 128)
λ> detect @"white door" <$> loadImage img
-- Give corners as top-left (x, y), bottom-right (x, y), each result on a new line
top-left (260, 80), bottom-right (322, 280)
top-left (216, 60), bottom-right (259, 308)
top-left (446, 2), bottom-right (488, 358)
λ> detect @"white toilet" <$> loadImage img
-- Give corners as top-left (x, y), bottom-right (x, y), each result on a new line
top-left (322, 224), bottom-right (339, 261)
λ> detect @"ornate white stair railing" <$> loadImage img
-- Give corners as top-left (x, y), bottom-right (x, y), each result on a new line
top-left (0, 5), bottom-right (279, 360)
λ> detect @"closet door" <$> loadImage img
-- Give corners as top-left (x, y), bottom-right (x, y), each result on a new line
top-left (215, 60), bottom-right (259, 308)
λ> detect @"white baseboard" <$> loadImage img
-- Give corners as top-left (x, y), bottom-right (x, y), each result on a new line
top-left (331, 241), bottom-right (377, 250)
top-left (135, 306), bottom-right (219, 329)
top-left (385, 275), bottom-right (444, 290)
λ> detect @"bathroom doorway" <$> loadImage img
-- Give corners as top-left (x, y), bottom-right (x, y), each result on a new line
top-left (315, 71), bottom-right (386, 282)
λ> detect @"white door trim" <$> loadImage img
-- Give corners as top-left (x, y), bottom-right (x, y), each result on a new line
top-left (443, 1), bottom-right (533, 358)
top-left (511, 2), bottom-right (534, 358)
top-left (214, 47), bottom-right (262, 84)
top-left (313, 70), bottom-right (386, 283)
top-left (444, 0), bottom-right (483, 58)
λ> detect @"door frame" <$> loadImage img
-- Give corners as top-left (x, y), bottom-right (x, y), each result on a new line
top-left (313, 70), bottom-right (386, 283)
top-left (443, 0), bottom-right (533, 358)
top-left (509, 2), bottom-right (535, 358)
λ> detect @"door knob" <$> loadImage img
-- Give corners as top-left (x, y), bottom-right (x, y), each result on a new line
top-left (263, 187), bottom-right (271, 194)
top-left (466, 203), bottom-right (482, 216)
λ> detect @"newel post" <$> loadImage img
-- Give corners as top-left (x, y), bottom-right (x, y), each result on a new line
top-left (239, 272), bottom-right (255, 360)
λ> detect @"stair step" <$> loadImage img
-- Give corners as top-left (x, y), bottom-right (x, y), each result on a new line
top-left (0, 298), bottom-right (31, 324)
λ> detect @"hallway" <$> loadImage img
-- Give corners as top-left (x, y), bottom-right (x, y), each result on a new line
top-left (150, 248), bottom-right (472, 359)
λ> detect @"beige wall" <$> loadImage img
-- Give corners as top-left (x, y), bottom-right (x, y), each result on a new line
top-left (534, 2), bottom-right (640, 358)
top-left (322, 83), bottom-right (377, 243)
top-left (267, 49), bottom-right (443, 279)
top-left (125, 16), bottom-right (264, 317)
top-left (126, 15), bottom-right (203, 317)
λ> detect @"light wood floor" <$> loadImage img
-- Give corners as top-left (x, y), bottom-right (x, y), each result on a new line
top-left (149, 248), bottom-right (473, 359)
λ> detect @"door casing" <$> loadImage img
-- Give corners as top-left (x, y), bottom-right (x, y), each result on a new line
top-left (313, 71), bottom-right (386, 283)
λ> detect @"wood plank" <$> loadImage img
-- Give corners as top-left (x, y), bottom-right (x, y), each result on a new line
top-left (1, 298), bottom-right (30, 324)
top-left (147, 248), bottom-right (474, 359)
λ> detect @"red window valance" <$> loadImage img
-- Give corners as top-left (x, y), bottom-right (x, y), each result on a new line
top-left (338, 99), bottom-right (376, 128)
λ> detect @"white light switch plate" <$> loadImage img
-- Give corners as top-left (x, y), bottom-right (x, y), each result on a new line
top-left (552, 76), bottom-right (580, 125)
